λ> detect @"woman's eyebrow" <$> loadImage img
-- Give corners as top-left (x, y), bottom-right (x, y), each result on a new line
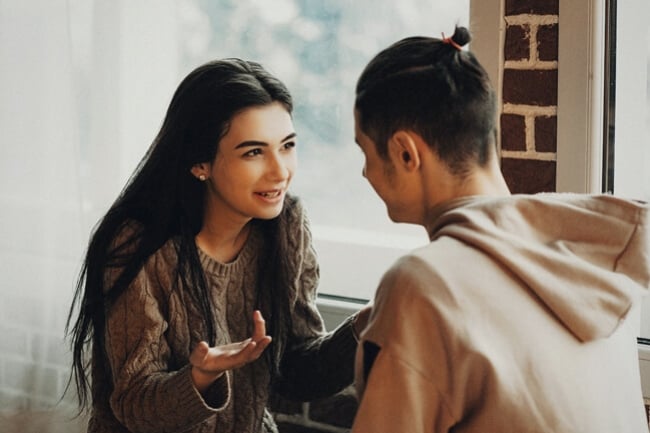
top-left (234, 132), bottom-right (297, 149)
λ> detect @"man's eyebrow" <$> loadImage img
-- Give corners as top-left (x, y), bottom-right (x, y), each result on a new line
top-left (234, 132), bottom-right (297, 149)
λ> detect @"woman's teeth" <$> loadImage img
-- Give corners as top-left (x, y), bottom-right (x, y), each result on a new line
top-left (259, 191), bottom-right (280, 198)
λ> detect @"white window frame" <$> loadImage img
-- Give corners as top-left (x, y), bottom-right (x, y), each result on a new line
top-left (556, 0), bottom-right (649, 336)
top-left (557, 0), bottom-right (647, 197)
top-left (556, 0), bottom-right (607, 194)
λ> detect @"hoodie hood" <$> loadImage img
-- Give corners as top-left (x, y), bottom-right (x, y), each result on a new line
top-left (427, 193), bottom-right (650, 342)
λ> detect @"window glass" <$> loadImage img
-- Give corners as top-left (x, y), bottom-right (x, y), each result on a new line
top-left (67, 1), bottom-right (469, 300)
top-left (607, 0), bottom-right (650, 337)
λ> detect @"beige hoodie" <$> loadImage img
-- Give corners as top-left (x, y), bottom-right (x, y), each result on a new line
top-left (353, 193), bottom-right (650, 433)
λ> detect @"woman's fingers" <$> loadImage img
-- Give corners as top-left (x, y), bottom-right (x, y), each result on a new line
top-left (190, 310), bottom-right (272, 374)
top-left (221, 335), bottom-right (271, 366)
top-left (251, 310), bottom-right (267, 342)
top-left (189, 341), bottom-right (210, 367)
top-left (250, 335), bottom-right (272, 358)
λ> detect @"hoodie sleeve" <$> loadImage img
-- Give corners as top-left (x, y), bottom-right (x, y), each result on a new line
top-left (352, 348), bottom-right (454, 433)
top-left (352, 256), bottom-right (461, 433)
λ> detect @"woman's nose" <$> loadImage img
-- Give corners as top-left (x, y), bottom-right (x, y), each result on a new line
top-left (268, 153), bottom-right (291, 180)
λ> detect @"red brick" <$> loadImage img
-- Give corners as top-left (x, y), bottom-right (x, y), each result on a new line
top-left (537, 24), bottom-right (559, 61)
top-left (505, 25), bottom-right (530, 61)
top-left (501, 114), bottom-right (527, 151)
top-left (501, 158), bottom-right (556, 193)
top-left (503, 69), bottom-right (558, 106)
top-left (534, 116), bottom-right (557, 152)
top-left (506, 0), bottom-right (559, 15)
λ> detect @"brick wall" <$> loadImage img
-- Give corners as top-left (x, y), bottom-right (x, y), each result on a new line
top-left (500, 0), bottom-right (559, 193)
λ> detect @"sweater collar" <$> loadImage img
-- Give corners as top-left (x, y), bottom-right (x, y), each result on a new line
top-left (196, 225), bottom-right (261, 277)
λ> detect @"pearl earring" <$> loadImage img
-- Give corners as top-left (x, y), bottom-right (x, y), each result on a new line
top-left (199, 174), bottom-right (206, 181)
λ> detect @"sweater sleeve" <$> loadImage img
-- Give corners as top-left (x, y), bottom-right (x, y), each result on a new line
top-left (103, 250), bottom-right (230, 433)
top-left (274, 201), bottom-right (358, 401)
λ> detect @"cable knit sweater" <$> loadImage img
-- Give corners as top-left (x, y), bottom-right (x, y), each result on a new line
top-left (87, 198), bottom-right (357, 433)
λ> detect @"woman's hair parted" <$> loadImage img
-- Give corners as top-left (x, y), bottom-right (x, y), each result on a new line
top-left (66, 58), bottom-right (295, 409)
top-left (355, 26), bottom-right (497, 175)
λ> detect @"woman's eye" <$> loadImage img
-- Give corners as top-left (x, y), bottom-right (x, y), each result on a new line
top-left (244, 148), bottom-right (263, 157)
top-left (283, 141), bottom-right (296, 150)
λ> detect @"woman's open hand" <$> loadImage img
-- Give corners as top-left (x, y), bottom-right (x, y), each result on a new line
top-left (189, 310), bottom-right (272, 394)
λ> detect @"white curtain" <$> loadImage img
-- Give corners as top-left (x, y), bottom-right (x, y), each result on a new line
top-left (0, 1), bottom-right (178, 431)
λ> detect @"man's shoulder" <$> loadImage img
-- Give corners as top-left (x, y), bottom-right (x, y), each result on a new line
top-left (392, 238), bottom-right (466, 275)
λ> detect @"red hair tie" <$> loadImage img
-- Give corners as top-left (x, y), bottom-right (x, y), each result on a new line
top-left (441, 32), bottom-right (462, 51)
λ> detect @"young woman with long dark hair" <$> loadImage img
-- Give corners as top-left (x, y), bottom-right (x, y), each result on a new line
top-left (67, 58), bottom-right (368, 433)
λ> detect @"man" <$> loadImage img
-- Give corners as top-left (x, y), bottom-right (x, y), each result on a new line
top-left (351, 26), bottom-right (650, 432)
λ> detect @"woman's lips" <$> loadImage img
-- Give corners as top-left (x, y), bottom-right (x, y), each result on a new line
top-left (255, 189), bottom-right (284, 202)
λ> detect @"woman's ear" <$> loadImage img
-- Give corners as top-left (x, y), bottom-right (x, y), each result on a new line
top-left (190, 163), bottom-right (210, 181)
top-left (388, 130), bottom-right (421, 172)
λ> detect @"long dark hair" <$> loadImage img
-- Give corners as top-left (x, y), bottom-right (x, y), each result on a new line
top-left (66, 58), bottom-right (294, 409)
top-left (355, 26), bottom-right (496, 175)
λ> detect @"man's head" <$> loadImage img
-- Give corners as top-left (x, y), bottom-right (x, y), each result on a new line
top-left (354, 26), bottom-right (501, 223)
top-left (355, 26), bottom-right (496, 174)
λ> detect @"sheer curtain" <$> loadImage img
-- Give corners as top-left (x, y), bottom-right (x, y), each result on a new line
top-left (0, 1), bottom-right (178, 431)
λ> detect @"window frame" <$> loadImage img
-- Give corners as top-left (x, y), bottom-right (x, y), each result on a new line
top-left (556, 0), bottom-right (648, 198)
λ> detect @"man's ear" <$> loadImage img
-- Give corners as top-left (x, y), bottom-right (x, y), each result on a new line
top-left (388, 130), bottom-right (421, 172)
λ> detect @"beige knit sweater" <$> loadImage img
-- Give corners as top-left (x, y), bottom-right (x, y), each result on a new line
top-left (87, 199), bottom-right (357, 433)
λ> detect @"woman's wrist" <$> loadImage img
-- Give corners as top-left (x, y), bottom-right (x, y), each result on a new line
top-left (191, 365), bottom-right (224, 395)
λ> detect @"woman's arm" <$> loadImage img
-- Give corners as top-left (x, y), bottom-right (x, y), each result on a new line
top-left (276, 311), bottom-right (361, 400)
top-left (103, 249), bottom-right (228, 433)
top-left (273, 202), bottom-right (369, 400)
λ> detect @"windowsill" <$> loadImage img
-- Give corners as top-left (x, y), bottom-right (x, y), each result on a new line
top-left (317, 294), bottom-right (366, 331)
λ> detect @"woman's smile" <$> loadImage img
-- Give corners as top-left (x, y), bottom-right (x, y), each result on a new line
top-left (255, 189), bottom-right (284, 200)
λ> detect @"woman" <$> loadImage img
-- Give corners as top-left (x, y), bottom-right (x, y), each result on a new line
top-left (67, 58), bottom-right (368, 433)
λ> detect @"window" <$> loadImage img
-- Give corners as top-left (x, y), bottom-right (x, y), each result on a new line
top-left (557, 0), bottom-right (650, 337)
top-left (608, 0), bottom-right (650, 338)
top-left (184, 0), bottom-right (471, 301)
top-left (0, 0), bottom-right (480, 408)
top-left (71, 0), bottom-right (471, 302)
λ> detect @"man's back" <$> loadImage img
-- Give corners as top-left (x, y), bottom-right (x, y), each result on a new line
top-left (352, 194), bottom-right (649, 432)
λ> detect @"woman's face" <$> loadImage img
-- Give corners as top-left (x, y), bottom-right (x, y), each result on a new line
top-left (201, 102), bottom-right (297, 224)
